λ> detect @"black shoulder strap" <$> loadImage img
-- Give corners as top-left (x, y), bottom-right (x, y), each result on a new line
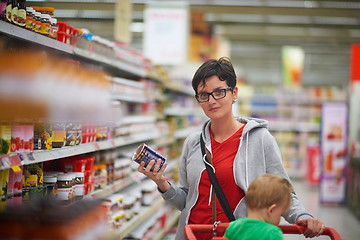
top-left (200, 135), bottom-right (236, 222)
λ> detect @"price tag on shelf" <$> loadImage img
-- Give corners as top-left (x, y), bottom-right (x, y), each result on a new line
top-left (10, 155), bottom-right (21, 166)
top-left (94, 142), bottom-right (101, 151)
top-left (11, 165), bottom-right (22, 173)
top-left (27, 152), bottom-right (35, 161)
top-left (1, 156), bottom-right (11, 168)
top-left (111, 140), bottom-right (116, 148)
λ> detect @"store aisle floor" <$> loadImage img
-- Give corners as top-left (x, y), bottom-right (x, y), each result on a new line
top-left (283, 179), bottom-right (360, 240)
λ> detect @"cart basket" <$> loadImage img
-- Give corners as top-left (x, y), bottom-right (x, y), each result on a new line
top-left (184, 223), bottom-right (345, 240)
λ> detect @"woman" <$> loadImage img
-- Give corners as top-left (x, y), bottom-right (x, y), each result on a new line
top-left (138, 57), bottom-right (324, 240)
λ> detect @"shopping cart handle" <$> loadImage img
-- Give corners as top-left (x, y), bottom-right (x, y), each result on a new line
top-left (185, 223), bottom-right (345, 240)
top-left (279, 224), bottom-right (346, 240)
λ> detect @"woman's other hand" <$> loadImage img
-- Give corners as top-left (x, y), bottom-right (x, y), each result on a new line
top-left (296, 218), bottom-right (325, 238)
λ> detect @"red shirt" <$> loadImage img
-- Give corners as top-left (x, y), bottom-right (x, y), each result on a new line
top-left (189, 125), bottom-right (245, 239)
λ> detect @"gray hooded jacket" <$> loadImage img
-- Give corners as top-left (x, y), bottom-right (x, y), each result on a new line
top-left (161, 117), bottom-right (313, 240)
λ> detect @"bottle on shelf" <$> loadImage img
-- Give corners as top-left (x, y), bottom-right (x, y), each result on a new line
top-left (16, 0), bottom-right (25, 27)
top-left (10, 0), bottom-right (17, 25)
top-left (25, 7), bottom-right (34, 30)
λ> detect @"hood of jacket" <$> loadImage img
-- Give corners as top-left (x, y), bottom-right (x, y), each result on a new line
top-left (201, 116), bottom-right (269, 144)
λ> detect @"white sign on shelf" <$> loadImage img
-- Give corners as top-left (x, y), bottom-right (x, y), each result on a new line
top-left (143, 2), bottom-right (189, 65)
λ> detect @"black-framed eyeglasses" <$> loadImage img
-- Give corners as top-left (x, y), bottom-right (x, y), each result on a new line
top-left (195, 87), bottom-right (233, 103)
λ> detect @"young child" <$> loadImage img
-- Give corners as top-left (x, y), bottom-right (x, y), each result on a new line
top-left (224, 174), bottom-right (293, 240)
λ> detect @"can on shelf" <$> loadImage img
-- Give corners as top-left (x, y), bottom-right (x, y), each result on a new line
top-left (132, 143), bottom-right (166, 171)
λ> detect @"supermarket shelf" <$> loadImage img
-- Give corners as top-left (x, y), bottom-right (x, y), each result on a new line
top-left (155, 136), bottom-right (176, 147)
top-left (164, 107), bottom-right (197, 116)
top-left (73, 47), bottom-right (147, 79)
top-left (111, 93), bottom-right (147, 103)
top-left (0, 22), bottom-right (148, 80)
top-left (0, 21), bottom-right (73, 53)
top-left (164, 83), bottom-right (194, 96)
top-left (112, 197), bottom-right (165, 239)
top-left (174, 126), bottom-right (201, 139)
top-left (268, 121), bottom-right (320, 132)
top-left (91, 174), bottom-right (141, 199)
top-left (0, 131), bottom-right (161, 170)
top-left (154, 210), bottom-right (180, 240)
top-left (117, 115), bottom-right (156, 125)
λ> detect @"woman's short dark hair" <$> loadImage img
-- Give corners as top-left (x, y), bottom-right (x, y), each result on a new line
top-left (191, 57), bottom-right (237, 93)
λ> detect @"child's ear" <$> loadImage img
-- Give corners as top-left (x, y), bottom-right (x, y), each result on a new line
top-left (267, 204), bottom-right (277, 214)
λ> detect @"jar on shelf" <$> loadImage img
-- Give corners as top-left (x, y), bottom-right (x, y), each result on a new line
top-left (33, 11), bottom-right (41, 33)
top-left (123, 196), bottom-right (135, 221)
top-left (40, 13), bottom-right (50, 36)
top-left (25, 7), bottom-right (34, 30)
top-left (55, 173), bottom-right (73, 204)
top-left (141, 182), bottom-right (157, 206)
top-left (43, 175), bottom-right (57, 196)
top-left (49, 17), bottom-right (58, 39)
top-left (93, 164), bottom-right (107, 190)
top-left (74, 172), bottom-right (84, 200)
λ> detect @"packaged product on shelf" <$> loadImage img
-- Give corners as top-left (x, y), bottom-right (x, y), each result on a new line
top-left (100, 150), bottom-right (114, 184)
top-left (123, 195), bottom-right (135, 221)
top-left (74, 171), bottom-right (84, 200)
top-left (49, 17), bottom-right (57, 39)
top-left (0, 0), bottom-right (6, 20)
top-left (127, 188), bottom-right (141, 215)
top-left (25, 7), bottom-right (34, 30)
top-left (33, 11), bottom-right (41, 33)
top-left (40, 13), bottom-right (50, 36)
top-left (141, 181), bottom-right (158, 206)
top-left (96, 125), bottom-right (108, 141)
top-left (33, 122), bottom-right (53, 150)
top-left (114, 158), bottom-right (131, 180)
top-left (9, 0), bottom-right (17, 24)
top-left (93, 164), bottom-right (107, 190)
top-left (22, 163), bottom-right (45, 201)
top-left (60, 156), bottom-right (87, 173)
top-left (10, 124), bottom-right (34, 153)
top-left (84, 156), bottom-right (95, 195)
top-left (41, 7), bottom-right (54, 17)
top-left (103, 193), bottom-right (125, 229)
top-left (0, 125), bottom-right (11, 155)
top-left (6, 166), bottom-right (22, 205)
top-left (55, 172), bottom-right (73, 204)
top-left (15, 0), bottom-right (25, 27)
top-left (5, 0), bottom-right (12, 23)
top-left (0, 169), bottom-right (9, 210)
top-left (51, 122), bottom-right (65, 148)
top-left (43, 175), bottom-right (57, 196)
top-left (65, 122), bottom-right (77, 146)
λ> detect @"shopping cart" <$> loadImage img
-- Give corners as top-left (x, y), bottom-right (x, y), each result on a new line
top-left (184, 223), bottom-right (345, 240)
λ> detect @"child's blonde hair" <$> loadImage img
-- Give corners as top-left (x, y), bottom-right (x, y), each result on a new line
top-left (246, 174), bottom-right (293, 210)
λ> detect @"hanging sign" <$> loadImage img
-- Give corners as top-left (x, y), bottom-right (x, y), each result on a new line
top-left (350, 44), bottom-right (360, 83)
top-left (143, 2), bottom-right (189, 65)
top-left (282, 46), bottom-right (304, 88)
